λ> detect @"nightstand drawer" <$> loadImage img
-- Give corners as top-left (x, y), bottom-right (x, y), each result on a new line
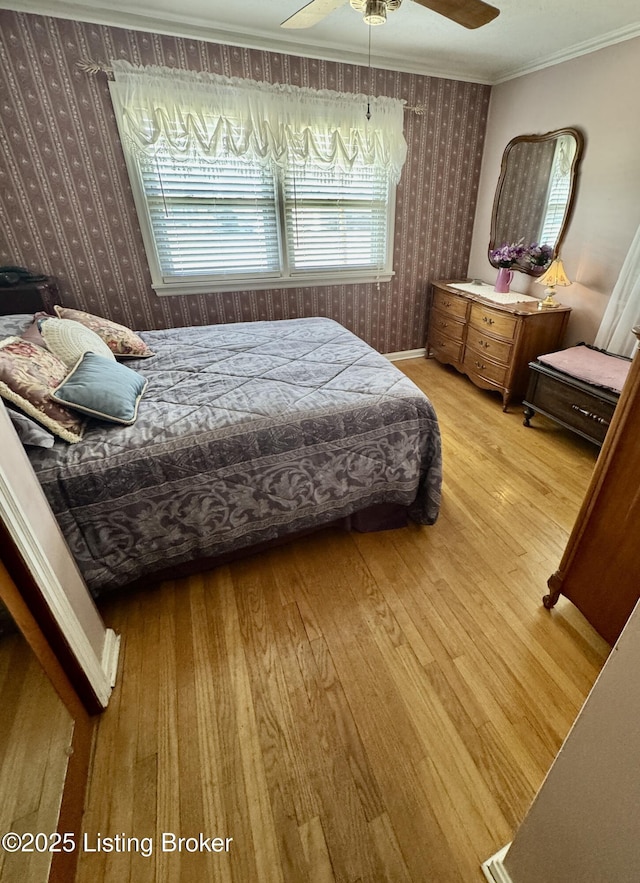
top-left (465, 327), bottom-right (512, 364)
top-left (469, 303), bottom-right (518, 340)
top-left (432, 288), bottom-right (468, 320)
top-left (463, 348), bottom-right (509, 386)
top-left (430, 308), bottom-right (465, 343)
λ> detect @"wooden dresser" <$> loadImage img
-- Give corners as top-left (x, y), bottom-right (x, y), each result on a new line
top-left (427, 280), bottom-right (571, 409)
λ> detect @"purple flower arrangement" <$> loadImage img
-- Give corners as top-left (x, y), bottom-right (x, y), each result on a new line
top-left (490, 241), bottom-right (527, 268)
top-left (490, 241), bottom-right (553, 271)
top-left (525, 243), bottom-right (554, 268)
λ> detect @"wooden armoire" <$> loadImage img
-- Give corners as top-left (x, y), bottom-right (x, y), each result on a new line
top-left (544, 327), bottom-right (640, 645)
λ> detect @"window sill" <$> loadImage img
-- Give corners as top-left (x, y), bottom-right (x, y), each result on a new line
top-left (152, 271), bottom-right (394, 296)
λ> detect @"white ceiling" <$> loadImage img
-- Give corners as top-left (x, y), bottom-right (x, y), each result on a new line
top-left (3, 0), bottom-right (640, 84)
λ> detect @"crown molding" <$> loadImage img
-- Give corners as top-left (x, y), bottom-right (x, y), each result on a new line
top-left (0, 0), bottom-right (494, 83)
top-left (492, 22), bottom-right (640, 84)
top-left (1, 0), bottom-right (639, 86)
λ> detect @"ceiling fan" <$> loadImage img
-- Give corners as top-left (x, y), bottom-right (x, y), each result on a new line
top-left (281, 0), bottom-right (500, 30)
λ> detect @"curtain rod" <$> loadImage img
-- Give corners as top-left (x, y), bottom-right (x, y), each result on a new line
top-left (75, 60), bottom-right (426, 114)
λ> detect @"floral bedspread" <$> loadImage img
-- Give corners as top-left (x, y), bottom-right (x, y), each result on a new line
top-left (28, 318), bottom-right (442, 596)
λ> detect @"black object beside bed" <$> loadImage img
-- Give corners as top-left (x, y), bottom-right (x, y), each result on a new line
top-left (1, 307), bottom-right (442, 599)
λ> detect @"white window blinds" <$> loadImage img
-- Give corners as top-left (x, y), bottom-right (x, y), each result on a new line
top-left (539, 135), bottom-right (577, 247)
top-left (283, 159), bottom-right (389, 274)
top-left (139, 151), bottom-right (280, 281)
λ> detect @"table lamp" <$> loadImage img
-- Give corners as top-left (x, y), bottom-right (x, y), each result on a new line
top-left (536, 258), bottom-right (571, 309)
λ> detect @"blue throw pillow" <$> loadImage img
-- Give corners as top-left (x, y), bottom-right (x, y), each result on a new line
top-left (51, 352), bottom-right (147, 425)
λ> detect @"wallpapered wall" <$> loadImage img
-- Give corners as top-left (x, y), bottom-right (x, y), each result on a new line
top-left (0, 10), bottom-right (490, 353)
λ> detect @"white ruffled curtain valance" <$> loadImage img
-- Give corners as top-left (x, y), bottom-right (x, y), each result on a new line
top-left (110, 60), bottom-right (407, 183)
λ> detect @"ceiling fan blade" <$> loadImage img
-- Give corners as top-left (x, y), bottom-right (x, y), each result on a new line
top-left (281, 0), bottom-right (349, 29)
top-left (413, 0), bottom-right (499, 29)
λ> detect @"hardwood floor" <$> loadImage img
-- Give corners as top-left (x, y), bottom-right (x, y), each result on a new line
top-left (75, 358), bottom-right (609, 883)
top-left (0, 632), bottom-right (74, 883)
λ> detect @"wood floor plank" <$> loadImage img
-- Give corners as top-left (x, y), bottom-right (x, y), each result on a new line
top-left (367, 813), bottom-right (413, 883)
top-left (232, 560), bottom-right (317, 881)
top-left (75, 356), bottom-right (610, 883)
top-left (267, 597), bottom-right (386, 882)
top-left (211, 567), bottom-right (283, 883)
top-left (294, 536), bottom-right (469, 882)
top-left (307, 634), bottom-right (384, 824)
top-left (298, 816), bottom-right (335, 883)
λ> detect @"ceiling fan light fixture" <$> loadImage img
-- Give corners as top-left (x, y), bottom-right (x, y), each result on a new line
top-left (363, 0), bottom-right (387, 25)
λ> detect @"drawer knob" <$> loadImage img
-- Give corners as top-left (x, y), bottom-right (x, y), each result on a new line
top-left (442, 299), bottom-right (452, 308)
top-left (438, 320), bottom-right (448, 328)
top-left (482, 316), bottom-right (495, 325)
top-left (571, 404), bottom-right (609, 425)
top-left (474, 360), bottom-right (486, 370)
top-left (479, 339), bottom-right (489, 348)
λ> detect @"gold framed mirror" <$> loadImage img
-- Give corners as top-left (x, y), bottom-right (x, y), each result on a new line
top-left (489, 127), bottom-right (585, 276)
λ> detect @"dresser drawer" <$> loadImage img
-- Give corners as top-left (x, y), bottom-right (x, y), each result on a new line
top-left (463, 348), bottom-right (509, 386)
top-left (465, 327), bottom-right (512, 365)
top-left (430, 334), bottom-right (464, 364)
top-left (432, 288), bottom-right (468, 320)
top-left (469, 303), bottom-right (518, 340)
top-left (430, 308), bottom-right (465, 343)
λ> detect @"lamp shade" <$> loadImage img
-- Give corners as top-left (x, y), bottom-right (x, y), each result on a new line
top-left (537, 258), bottom-right (571, 288)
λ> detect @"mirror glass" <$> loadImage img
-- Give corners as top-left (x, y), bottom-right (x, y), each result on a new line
top-left (489, 127), bottom-right (584, 275)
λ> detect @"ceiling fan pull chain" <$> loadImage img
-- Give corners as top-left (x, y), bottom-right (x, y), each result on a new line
top-left (366, 25), bottom-right (372, 120)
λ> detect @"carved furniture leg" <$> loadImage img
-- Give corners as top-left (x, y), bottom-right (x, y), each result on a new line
top-left (543, 570), bottom-right (564, 609)
top-left (523, 405), bottom-right (534, 427)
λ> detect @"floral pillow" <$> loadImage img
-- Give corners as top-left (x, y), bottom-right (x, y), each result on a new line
top-left (0, 337), bottom-right (85, 443)
top-left (54, 306), bottom-right (154, 359)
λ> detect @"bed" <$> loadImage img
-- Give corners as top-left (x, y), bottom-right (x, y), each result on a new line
top-left (1, 309), bottom-right (442, 598)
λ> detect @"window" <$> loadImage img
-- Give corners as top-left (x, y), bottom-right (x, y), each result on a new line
top-left (109, 62), bottom-right (405, 295)
top-left (539, 135), bottom-right (577, 248)
top-left (538, 172), bottom-right (570, 248)
top-left (283, 158), bottom-right (390, 274)
top-left (139, 152), bottom-right (281, 281)
top-left (131, 148), bottom-right (393, 293)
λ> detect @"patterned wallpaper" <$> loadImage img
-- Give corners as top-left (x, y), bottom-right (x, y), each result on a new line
top-left (0, 10), bottom-right (490, 353)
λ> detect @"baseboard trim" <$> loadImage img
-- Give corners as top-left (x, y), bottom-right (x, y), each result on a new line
top-left (481, 844), bottom-right (514, 883)
top-left (384, 347), bottom-right (426, 362)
